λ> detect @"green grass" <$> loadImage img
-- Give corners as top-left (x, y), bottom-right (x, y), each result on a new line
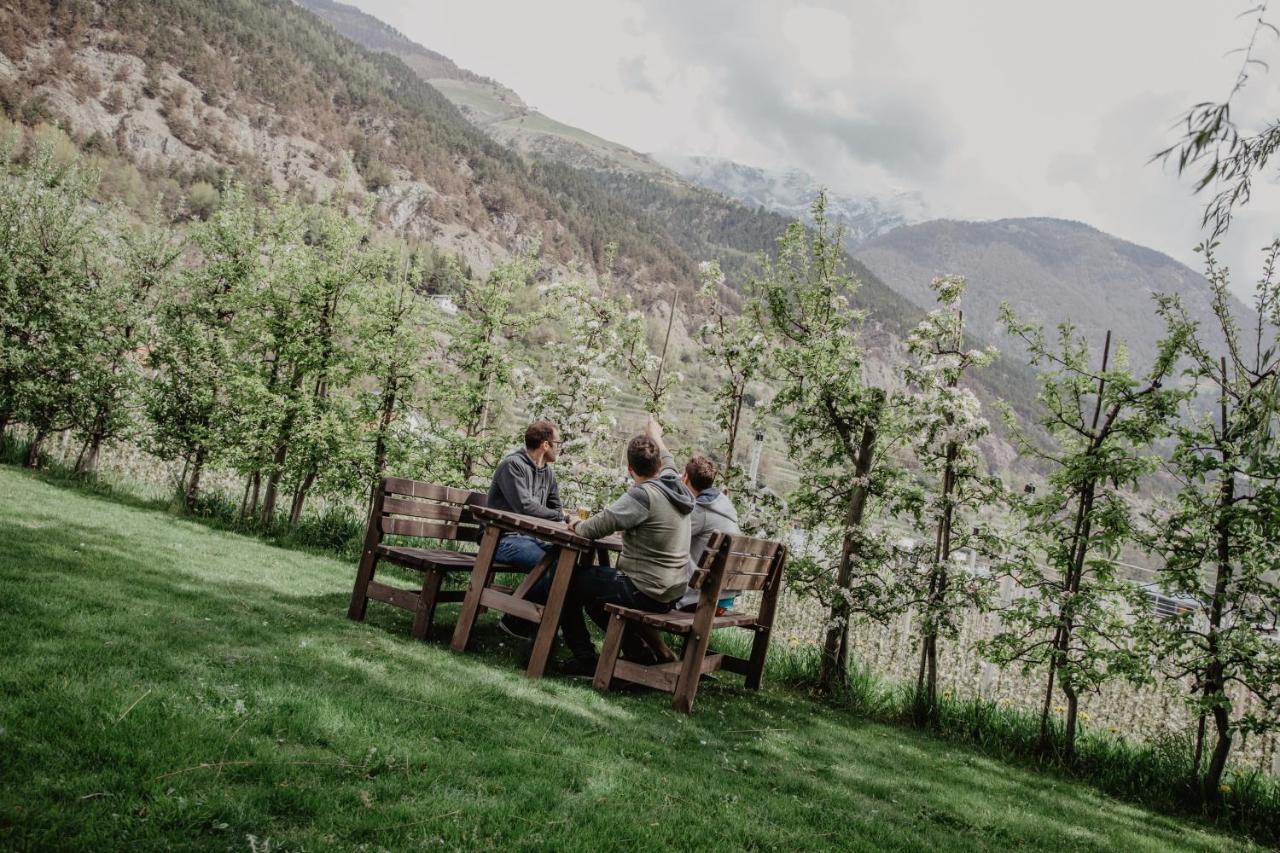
top-left (0, 466), bottom-right (1262, 851)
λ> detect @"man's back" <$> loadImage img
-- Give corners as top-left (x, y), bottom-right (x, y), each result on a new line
top-left (575, 452), bottom-right (693, 603)
top-left (689, 488), bottom-right (740, 574)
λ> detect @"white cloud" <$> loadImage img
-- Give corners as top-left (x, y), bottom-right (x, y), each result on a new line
top-left (350, 0), bottom-right (1280, 291)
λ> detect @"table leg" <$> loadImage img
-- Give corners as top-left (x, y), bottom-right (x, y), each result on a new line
top-left (512, 550), bottom-right (554, 600)
top-left (451, 525), bottom-right (501, 653)
top-left (526, 547), bottom-right (579, 678)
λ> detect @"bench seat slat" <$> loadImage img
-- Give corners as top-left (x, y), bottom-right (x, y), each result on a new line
top-left (603, 604), bottom-right (759, 633)
top-left (376, 545), bottom-right (518, 574)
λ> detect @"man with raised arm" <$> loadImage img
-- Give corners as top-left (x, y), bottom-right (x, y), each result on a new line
top-left (557, 416), bottom-right (694, 676)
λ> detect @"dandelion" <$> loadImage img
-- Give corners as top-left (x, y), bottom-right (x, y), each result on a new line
top-left (1079, 711), bottom-right (1090, 722)
top-left (1219, 784), bottom-right (1231, 794)
top-left (1054, 705), bottom-right (1065, 713)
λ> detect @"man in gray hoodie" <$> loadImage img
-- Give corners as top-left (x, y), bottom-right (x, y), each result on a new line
top-left (487, 420), bottom-right (568, 640)
top-left (488, 419), bottom-right (567, 570)
top-left (558, 417), bottom-right (694, 674)
top-left (677, 455), bottom-right (741, 611)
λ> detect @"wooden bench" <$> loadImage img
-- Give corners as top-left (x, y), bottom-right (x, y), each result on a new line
top-left (347, 477), bottom-right (530, 641)
top-left (592, 531), bottom-right (787, 713)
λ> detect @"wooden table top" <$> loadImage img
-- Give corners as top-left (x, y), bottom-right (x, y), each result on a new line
top-left (470, 505), bottom-right (623, 552)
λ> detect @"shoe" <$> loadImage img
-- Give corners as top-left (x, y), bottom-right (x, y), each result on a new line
top-left (559, 655), bottom-right (600, 679)
top-left (497, 614), bottom-right (537, 642)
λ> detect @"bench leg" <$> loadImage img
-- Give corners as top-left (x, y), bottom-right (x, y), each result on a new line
top-left (411, 570), bottom-right (445, 641)
top-left (673, 627), bottom-right (714, 714)
top-left (593, 612), bottom-right (627, 692)
top-left (451, 526), bottom-right (500, 652)
top-left (347, 548), bottom-right (379, 622)
top-left (745, 626), bottom-right (770, 690)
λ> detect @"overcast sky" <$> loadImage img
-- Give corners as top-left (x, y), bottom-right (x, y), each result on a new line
top-left (351, 0), bottom-right (1280, 293)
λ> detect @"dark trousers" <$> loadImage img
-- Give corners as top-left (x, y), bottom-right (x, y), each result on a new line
top-left (557, 565), bottom-right (672, 660)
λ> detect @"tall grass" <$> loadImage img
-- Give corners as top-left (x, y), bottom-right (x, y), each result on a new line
top-left (715, 630), bottom-right (1280, 847)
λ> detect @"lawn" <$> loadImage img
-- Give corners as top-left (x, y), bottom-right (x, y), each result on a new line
top-left (0, 467), bottom-right (1260, 851)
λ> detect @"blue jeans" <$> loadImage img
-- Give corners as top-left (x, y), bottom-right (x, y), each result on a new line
top-left (494, 534), bottom-right (553, 571)
top-left (560, 565), bottom-right (672, 661)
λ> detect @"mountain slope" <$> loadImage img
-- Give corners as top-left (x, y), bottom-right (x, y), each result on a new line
top-left (299, 0), bottom-right (674, 179)
top-left (855, 218), bottom-right (1248, 370)
top-left (0, 0), bottom-right (703, 290)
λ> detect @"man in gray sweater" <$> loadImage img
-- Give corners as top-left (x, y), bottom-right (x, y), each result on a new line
top-left (488, 420), bottom-right (568, 640)
top-left (559, 417), bottom-right (694, 674)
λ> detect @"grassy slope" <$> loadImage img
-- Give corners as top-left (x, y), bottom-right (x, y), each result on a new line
top-left (0, 466), bottom-right (1254, 851)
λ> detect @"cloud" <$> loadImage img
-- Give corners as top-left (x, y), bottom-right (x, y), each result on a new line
top-left (617, 55), bottom-right (658, 95)
top-left (351, 0), bottom-right (1280, 295)
top-left (633, 0), bottom-right (955, 184)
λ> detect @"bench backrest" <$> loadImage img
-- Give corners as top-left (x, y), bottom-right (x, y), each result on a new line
top-left (691, 531), bottom-right (786, 607)
top-left (371, 476), bottom-right (489, 544)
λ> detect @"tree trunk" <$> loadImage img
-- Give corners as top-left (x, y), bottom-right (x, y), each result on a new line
top-left (1201, 367), bottom-right (1235, 811)
top-left (817, 402), bottom-right (880, 694)
top-left (917, 439), bottom-right (958, 722)
top-left (260, 443), bottom-right (288, 527)
top-left (184, 446), bottom-right (205, 511)
top-left (1063, 678), bottom-right (1080, 758)
top-left (1203, 704), bottom-right (1232, 813)
top-left (725, 380), bottom-right (744, 475)
top-left (238, 475), bottom-right (254, 522)
top-left (25, 431), bottom-right (46, 468)
top-left (1038, 331), bottom-right (1112, 758)
top-left (25, 427), bottom-right (45, 468)
top-left (76, 432), bottom-right (103, 476)
top-left (288, 465), bottom-right (317, 528)
top-left (1038, 624), bottom-right (1063, 750)
top-left (1193, 709), bottom-right (1207, 778)
top-left (371, 378), bottom-right (398, 493)
top-left (260, 367), bottom-right (303, 526)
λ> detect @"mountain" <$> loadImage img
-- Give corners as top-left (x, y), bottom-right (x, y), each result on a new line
top-left (0, 0), bottom-right (713, 293)
top-left (657, 154), bottom-right (927, 248)
top-left (854, 218), bottom-right (1248, 371)
top-left (0, 0), bottom-right (1041, 480)
top-left (298, 0), bottom-right (676, 180)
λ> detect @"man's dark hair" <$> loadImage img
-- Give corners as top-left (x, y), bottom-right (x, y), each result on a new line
top-left (684, 456), bottom-right (717, 492)
top-left (525, 419), bottom-right (558, 450)
top-left (627, 435), bottom-right (662, 477)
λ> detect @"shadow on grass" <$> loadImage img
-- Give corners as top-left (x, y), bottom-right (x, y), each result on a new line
top-left (0, 469), bottom-right (1258, 851)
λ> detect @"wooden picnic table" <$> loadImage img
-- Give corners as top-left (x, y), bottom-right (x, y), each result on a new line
top-left (449, 505), bottom-right (622, 678)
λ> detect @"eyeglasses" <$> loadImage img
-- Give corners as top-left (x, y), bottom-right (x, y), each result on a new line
top-left (548, 439), bottom-right (564, 448)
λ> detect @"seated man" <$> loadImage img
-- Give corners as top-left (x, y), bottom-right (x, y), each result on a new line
top-left (487, 419), bottom-right (567, 639)
top-left (676, 455), bottom-right (741, 612)
top-left (559, 417), bottom-right (694, 675)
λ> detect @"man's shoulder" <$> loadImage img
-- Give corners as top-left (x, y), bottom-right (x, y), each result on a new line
top-left (495, 449), bottom-right (530, 473)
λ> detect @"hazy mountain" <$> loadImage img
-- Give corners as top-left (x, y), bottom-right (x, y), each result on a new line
top-left (855, 217), bottom-right (1249, 370)
top-left (298, 0), bottom-right (676, 180)
top-left (657, 154), bottom-right (927, 248)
